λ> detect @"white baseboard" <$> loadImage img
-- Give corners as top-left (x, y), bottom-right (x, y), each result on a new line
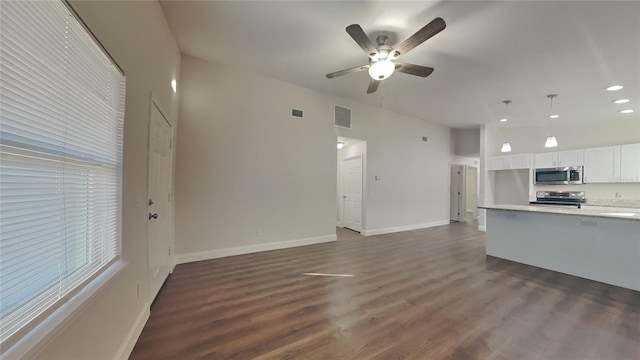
top-left (114, 303), bottom-right (150, 360)
top-left (175, 234), bottom-right (337, 264)
top-left (478, 225), bottom-right (486, 232)
top-left (362, 220), bottom-right (449, 236)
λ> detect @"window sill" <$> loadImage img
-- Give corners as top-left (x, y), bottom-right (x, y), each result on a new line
top-left (1, 261), bottom-right (128, 360)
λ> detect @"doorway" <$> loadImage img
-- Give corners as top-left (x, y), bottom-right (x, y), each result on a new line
top-left (450, 164), bottom-right (464, 222)
top-left (147, 100), bottom-right (174, 303)
top-left (337, 137), bottom-right (366, 234)
top-left (465, 166), bottom-right (478, 224)
top-left (343, 156), bottom-right (362, 231)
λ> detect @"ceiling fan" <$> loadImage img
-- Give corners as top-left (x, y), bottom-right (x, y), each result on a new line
top-left (326, 18), bottom-right (446, 94)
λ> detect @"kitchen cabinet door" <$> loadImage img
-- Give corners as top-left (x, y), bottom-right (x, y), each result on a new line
top-left (535, 152), bottom-right (557, 168)
top-left (557, 150), bottom-right (584, 167)
top-left (508, 154), bottom-right (531, 169)
top-left (620, 143), bottom-right (640, 182)
top-left (584, 146), bottom-right (620, 183)
top-left (489, 157), bottom-right (506, 170)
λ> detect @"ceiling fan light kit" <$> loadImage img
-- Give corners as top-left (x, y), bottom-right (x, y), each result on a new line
top-left (326, 18), bottom-right (446, 93)
top-left (368, 60), bottom-right (395, 80)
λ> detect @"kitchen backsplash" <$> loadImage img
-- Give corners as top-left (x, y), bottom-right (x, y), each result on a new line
top-left (534, 183), bottom-right (640, 201)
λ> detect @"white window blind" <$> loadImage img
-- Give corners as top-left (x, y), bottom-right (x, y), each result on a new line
top-left (0, 0), bottom-right (125, 348)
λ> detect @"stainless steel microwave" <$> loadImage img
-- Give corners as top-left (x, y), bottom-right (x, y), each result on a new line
top-left (534, 167), bottom-right (583, 185)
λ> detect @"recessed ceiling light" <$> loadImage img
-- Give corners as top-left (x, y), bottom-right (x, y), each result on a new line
top-left (613, 99), bottom-right (630, 104)
top-left (606, 85), bottom-right (623, 91)
top-left (619, 109), bottom-right (634, 114)
top-left (549, 114), bottom-right (559, 119)
top-left (499, 118), bottom-right (508, 122)
top-left (171, 79), bottom-right (177, 93)
top-left (337, 142), bottom-right (345, 149)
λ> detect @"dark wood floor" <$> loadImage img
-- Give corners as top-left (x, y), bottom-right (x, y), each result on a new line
top-left (130, 223), bottom-right (640, 359)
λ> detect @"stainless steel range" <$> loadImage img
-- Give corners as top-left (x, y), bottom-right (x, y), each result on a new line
top-left (529, 191), bottom-right (585, 208)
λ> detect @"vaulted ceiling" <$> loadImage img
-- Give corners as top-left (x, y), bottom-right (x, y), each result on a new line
top-left (160, 1), bottom-right (640, 129)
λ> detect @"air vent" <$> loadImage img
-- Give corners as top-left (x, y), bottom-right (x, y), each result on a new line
top-left (334, 105), bottom-right (351, 129)
top-left (422, 136), bottom-right (428, 142)
top-left (291, 108), bottom-right (304, 118)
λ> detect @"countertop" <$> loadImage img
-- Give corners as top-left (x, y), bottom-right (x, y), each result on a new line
top-left (480, 204), bottom-right (640, 221)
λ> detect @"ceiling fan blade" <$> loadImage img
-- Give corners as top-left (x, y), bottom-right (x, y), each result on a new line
top-left (367, 79), bottom-right (380, 94)
top-left (346, 24), bottom-right (378, 57)
top-left (326, 65), bottom-right (370, 79)
top-left (395, 17), bottom-right (446, 56)
top-left (395, 62), bottom-right (434, 77)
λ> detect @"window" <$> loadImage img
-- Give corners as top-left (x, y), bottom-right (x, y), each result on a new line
top-left (0, 0), bottom-right (125, 350)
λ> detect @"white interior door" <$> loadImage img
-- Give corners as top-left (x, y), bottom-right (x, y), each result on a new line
top-left (343, 156), bottom-right (362, 232)
top-left (147, 102), bottom-right (173, 303)
top-left (450, 165), bottom-right (464, 221)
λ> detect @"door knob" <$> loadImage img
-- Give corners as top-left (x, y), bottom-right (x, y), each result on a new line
top-left (149, 213), bottom-right (159, 220)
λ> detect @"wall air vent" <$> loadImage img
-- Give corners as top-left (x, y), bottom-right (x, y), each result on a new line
top-left (334, 105), bottom-right (352, 129)
top-left (291, 108), bottom-right (304, 118)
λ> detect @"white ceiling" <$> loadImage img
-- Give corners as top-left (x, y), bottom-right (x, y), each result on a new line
top-left (160, 1), bottom-right (640, 129)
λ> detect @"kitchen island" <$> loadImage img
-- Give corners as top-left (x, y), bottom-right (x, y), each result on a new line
top-left (480, 205), bottom-right (640, 291)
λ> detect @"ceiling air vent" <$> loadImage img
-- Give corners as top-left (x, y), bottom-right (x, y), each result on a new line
top-left (291, 108), bottom-right (304, 118)
top-left (334, 105), bottom-right (351, 129)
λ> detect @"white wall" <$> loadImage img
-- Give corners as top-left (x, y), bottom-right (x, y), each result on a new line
top-left (452, 128), bottom-right (480, 156)
top-left (332, 101), bottom-right (452, 234)
top-left (494, 170), bottom-right (531, 205)
top-left (175, 55), bottom-right (452, 258)
top-left (175, 56), bottom-right (337, 258)
top-left (35, 1), bottom-right (180, 359)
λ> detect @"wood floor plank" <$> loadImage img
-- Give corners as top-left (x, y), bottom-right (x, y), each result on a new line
top-left (130, 223), bottom-right (640, 359)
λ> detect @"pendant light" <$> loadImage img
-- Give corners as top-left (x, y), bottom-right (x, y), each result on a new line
top-left (501, 142), bottom-right (512, 153)
top-left (545, 136), bottom-right (558, 148)
top-left (547, 94), bottom-right (559, 119)
top-left (500, 100), bottom-right (511, 122)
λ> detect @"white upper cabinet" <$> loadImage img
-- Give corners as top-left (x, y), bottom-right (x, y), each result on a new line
top-left (584, 146), bottom-right (621, 183)
top-left (489, 154), bottom-right (531, 170)
top-left (620, 143), bottom-right (640, 182)
top-left (489, 157), bottom-right (507, 170)
top-left (535, 152), bottom-right (556, 168)
top-left (509, 153), bottom-right (532, 169)
top-left (557, 150), bottom-right (584, 167)
top-left (535, 150), bottom-right (584, 168)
